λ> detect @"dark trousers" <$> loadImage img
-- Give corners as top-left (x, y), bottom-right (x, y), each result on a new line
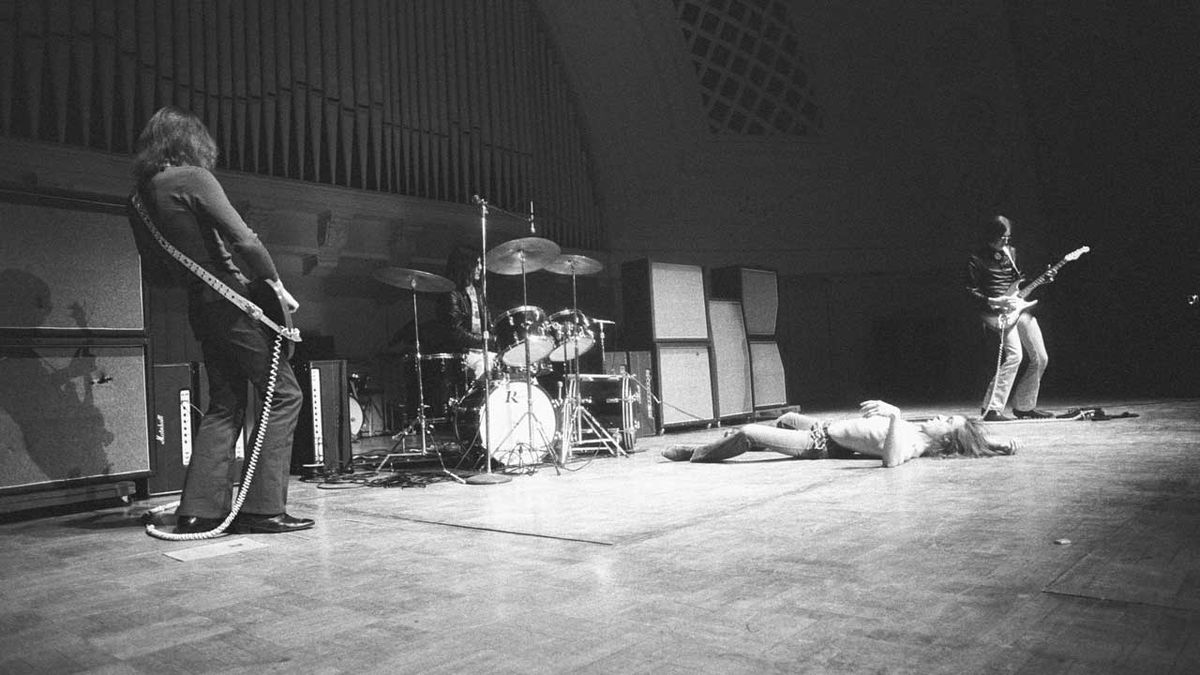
top-left (178, 302), bottom-right (302, 518)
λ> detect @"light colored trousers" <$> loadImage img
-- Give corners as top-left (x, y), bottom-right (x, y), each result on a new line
top-left (981, 313), bottom-right (1048, 413)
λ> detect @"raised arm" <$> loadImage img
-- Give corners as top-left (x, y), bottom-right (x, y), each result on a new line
top-left (859, 400), bottom-right (917, 467)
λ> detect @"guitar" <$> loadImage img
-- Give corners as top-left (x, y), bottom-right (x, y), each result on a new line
top-left (983, 245), bottom-right (1090, 330)
top-left (244, 279), bottom-right (301, 359)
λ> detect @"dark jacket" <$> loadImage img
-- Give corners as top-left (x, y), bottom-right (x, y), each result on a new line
top-left (437, 286), bottom-right (490, 351)
top-left (966, 245), bottom-right (1023, 314)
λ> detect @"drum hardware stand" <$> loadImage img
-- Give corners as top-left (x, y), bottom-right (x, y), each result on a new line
top-left (503, 245), bottom-right (557, 473)
top-left (540, 255), bottom-right (624, 462)
top-left (465, 196), bottom-right (511, 485)
top-left (473, 199), bottom-right (563, 475)
top-left (592, 318), bottom-right (613, 368)
top-left (370, 266), bottom-right (464, 482)
top-left (558, 345), bottom-right (627, 461)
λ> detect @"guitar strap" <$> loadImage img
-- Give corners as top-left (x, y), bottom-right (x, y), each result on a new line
top-left (1002, 245), bottom-right (1021, 275)
top-left (130, 189), bottom-right (291, 541)
top-left (129, 191), bottom-right (297, 342)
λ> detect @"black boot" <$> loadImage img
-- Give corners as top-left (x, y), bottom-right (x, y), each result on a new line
top-left (690, 431), bottom-right (751, 462)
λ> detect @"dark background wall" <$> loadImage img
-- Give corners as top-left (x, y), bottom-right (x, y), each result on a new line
top-left (537, 0), bottom-right (1200, 405)
top-left (1003, 1), bottom-right (1200, 398)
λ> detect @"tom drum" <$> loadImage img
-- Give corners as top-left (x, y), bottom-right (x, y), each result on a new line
top-left (547, 309), bottom-right (595, 362)
top-left (493, 305), bottom-right (554, 367)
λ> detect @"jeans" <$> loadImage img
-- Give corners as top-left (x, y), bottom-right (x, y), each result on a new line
top-left (981, 313), bottom-right (1048, 413)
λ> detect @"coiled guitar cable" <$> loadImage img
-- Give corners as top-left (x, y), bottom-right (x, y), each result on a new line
top-left (144, 334), bottom-right (285, 541)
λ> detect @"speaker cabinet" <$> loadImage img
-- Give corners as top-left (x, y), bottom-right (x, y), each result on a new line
top-left (750, 341), bottom-right (788, 408)
top-left (621, 260), bottom-right (709, 345)
top-left (708, 300), bottom-right (754, 417)
top-left (292, 360), bottom-right (353, 473)
top-left (0, 341), bottom-right (151, 493)
top-left (146, 363), bottom-right (205, 496)
top-left (654, 343), bottom-right (715, 428)
top-left (0, 200), bottom-right (144, 332)
top-left (712, 267), bottom-right (778, 337)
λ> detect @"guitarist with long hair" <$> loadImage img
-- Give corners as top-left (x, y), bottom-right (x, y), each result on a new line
top-left (129, 106), bottom-right (313, 534)
top-left (966, 215), bottom-right (1055, 422)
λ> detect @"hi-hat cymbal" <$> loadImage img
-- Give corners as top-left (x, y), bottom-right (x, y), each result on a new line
top-left (371, 267), bottom-right (455, 293)
top-left (544, 254), bottom-right (603, 276)
top-left (486, 237), bottom-right (561, 275)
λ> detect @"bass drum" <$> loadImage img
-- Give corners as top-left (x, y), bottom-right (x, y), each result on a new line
top-left (348, 396), bottom-right (364, 437)
top-left (454, 379), bottom-right (558, 466)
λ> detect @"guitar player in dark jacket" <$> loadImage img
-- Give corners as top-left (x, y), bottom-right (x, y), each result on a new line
top-left (966, 215), bottom-right (1054, 421)
top-left (129, 106), bottom-right (312, 535)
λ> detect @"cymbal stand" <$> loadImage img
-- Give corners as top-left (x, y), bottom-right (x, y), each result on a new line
top-left (557, 268), bottom-right (625, 461)
top-left (508, 249), bottom-right (558, 473)
top-left (465, 197), bottom-right (510, 485)
top-left (379, 283), bottom-right (434, 471)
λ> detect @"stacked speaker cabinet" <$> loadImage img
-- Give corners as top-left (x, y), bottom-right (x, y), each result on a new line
top-left (621, 260), bottom-right (715, 430)
top-left (707, 299), bottom-right (754, 418)
top-left (0, 191), bottom-right (153, 504)
top-left (291, 359), bottom-right (353, 473)
top-left (711, 266), bottom-right (788, 410)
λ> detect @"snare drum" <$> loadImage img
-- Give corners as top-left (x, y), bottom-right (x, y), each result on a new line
top-left (402, 353), bottom-right (468, 422)
top-left (453, 378), bottom-right (558, 465)
top-left (493, 305), bottom-right (555, 367)
top-left (548, 309), bottom-right (595, 362)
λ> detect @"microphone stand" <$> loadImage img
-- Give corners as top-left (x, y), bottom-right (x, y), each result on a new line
top-left (465, 196), bottom-right (511, 485)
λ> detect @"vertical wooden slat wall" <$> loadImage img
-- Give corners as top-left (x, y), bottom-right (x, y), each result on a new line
top-left (0, 0), bottom-right (601, 249)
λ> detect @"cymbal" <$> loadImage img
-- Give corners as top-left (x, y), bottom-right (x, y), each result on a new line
top-left (544, 254), bottom-right (603, 276)
top-left (371, 267), bottom-right (455, 293)
top-left (486, 237), bottom-right (561, 275)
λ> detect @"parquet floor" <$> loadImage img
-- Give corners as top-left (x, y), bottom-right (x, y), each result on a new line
top-left (1, 398), bottom-right (1198, 674)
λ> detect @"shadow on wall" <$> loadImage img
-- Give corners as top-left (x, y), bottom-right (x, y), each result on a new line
top-left (0, 269), bottom-right (117, 484)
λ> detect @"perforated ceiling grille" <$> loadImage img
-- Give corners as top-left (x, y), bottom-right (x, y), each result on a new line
top-left (673, 0), bottom-right (823, 136)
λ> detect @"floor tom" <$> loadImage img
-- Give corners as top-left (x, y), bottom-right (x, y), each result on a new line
top-left (402, 353), bottom-right (468, 423)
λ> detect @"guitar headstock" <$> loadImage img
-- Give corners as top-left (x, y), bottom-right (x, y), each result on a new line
top-left (1065, 246), bottom-right (1090, 261)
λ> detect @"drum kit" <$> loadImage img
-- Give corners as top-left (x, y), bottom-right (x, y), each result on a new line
top-left (370, 197), bottom-right (623, 481)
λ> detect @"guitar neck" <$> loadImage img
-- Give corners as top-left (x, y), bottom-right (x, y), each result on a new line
top-left (1017, 257), bottom-right (1070, 299)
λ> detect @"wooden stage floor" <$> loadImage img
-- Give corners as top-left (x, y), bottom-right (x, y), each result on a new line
top-left (2, 397), bottom-right (1198, 673)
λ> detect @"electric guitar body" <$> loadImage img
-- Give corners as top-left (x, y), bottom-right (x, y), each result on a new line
top-left (246, 279), bottom-right (298, 360)
top-left (981, 246), bottom-right (1090, 332)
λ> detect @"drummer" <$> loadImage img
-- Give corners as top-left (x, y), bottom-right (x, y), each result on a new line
top-left (436, 245), bottom-right (493, 381)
